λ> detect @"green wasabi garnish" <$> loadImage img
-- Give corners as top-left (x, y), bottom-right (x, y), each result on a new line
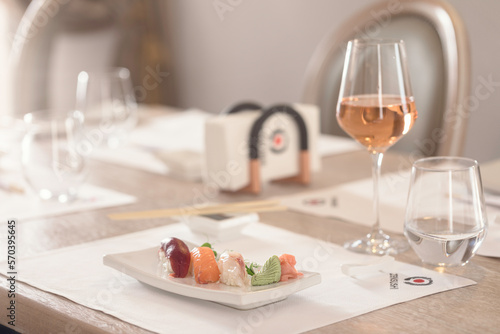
top-left (245, 262), bottom-right (258, 276)
top-left (200, 242), bottom-right (217, 258)
top-left (251, 255), bottom-right (281, 286)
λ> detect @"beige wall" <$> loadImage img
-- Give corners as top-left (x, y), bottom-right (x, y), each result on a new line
top-left (161, 0), bottom-right (500, 163)
top-left (4, 0), bottom-right (499, 162)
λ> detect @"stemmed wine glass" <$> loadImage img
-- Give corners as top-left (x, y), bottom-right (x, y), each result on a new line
top-left (75, 67), bottom-right (138, 150)
top-left (336, 39), bottom-right (418, 255)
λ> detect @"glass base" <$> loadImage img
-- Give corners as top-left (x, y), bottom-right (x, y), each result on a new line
top-left (344, 233), bottom-right (409, 256)
top-left (38, 188), bottom-right (78, 203)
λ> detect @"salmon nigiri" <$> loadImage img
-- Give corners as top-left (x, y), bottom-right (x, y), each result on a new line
top-left (190, 247), bottom-right (220, 284)
top-left (279, 254), bottom-right (303, 282)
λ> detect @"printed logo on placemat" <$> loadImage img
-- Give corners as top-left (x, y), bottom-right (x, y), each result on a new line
top-left (404, 276), bottom-right (433, 286)
top-left (303, 198), bottom-right (326, 206)
top-left (389, 273), bottom-right (399, 289)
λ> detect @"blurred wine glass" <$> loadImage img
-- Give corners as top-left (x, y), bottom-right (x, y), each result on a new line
top-left (22, 110), bottom-right (87, 203)
top-left (336, 39), bottom-right (418, 255)
top-left (75, 67), bottom-right (138, 150)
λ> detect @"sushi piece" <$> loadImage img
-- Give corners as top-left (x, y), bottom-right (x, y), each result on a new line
top-left (251, 255), bottom-right (281, 286)
top-left (279, 254), bottom-right (303, 282)
top-left (158, 237), bottom-right (191, 278)
top-left (218, 251), bottom-right (248, 287)
top-left (191, 247), bottom-right (220, 284)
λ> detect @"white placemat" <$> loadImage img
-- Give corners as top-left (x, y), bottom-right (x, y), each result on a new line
top-left (0, 222), bottom-right (475, 334)
top-left (90, 108), bottom-right (211, 178)
top-left (0, 166), bottom-right (136, 221)
top-left (0, 183), bottom-right (136, 221)
top-left (481, 158), bottom-right (500, 194)
top-left (281, 171), bottom-right (413, 234)
top-left (281, 171), bottom-right (500, 257)
top-left (476, 223), bottom-right (500, 258)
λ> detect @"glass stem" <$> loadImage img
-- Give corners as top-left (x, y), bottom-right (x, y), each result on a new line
top-left (370, 151), bottom-right (384, 240)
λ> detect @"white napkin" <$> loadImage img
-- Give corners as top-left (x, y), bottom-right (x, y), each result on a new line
top-left (0, 222), bottom-right (475, 334)
top-left (317, 134), bottom-right (362, 156)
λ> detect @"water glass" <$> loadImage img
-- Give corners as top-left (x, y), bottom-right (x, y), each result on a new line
top-left (0, 116), bottom-right (25, 166)
top-left (75, 67), bottom-right (137, 150)
top-left (21, 110), bottom-right (88, 203)
top-left (404, 157), bottom-right (487, 267)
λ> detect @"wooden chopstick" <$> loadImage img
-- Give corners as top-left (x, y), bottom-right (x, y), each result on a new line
top-left (107, 200), bottom-right (286, 221)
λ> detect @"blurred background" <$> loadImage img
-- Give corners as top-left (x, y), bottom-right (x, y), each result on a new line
top-left (1, 0), bottom-right (499, 162)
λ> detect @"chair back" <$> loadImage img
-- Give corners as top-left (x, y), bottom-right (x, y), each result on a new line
top-left (8, 0), bottom-right (173, 117)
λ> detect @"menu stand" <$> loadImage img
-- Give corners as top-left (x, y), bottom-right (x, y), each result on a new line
top-left (235, 104), bottom-right (311, 194)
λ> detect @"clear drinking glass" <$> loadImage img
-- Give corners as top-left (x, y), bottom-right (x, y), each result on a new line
top-left (337, 39), bottom-right (418, 255)
top-left (0, 116), bottom-right (25, 166)
top-left (404, 157), bottom-right (487, 267)
top-left (21, 110), bottom-right (87, 203)
top-left (75, 67), bottom-right (137, 150)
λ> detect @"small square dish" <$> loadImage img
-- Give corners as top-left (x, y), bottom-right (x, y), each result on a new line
top-left (182, 212), bottom-right (259, 240)
top-left (103, 244), bottom-right (321, 310)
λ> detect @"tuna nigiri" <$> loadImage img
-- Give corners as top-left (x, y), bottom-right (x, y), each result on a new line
top-left (218, 251), bottom-right (248, 287)
top-left (158, 237), bottom-right (191, 278)
top-left (279, 254), bottom-right (303, 282)
top-left (190, 247), bottom-right (220, 284)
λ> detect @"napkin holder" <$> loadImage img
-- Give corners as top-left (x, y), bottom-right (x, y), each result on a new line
top-left (205, 102), bottom-right (320, 194)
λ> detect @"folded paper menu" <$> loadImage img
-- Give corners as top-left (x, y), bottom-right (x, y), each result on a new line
top-left (0, 222), bottom-right (475, 333)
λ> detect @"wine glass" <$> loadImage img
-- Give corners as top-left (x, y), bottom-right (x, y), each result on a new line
top-left (404, 157), bottom-right (487, 266)
top-left (336, 39), bottom-right (418, 255)
top-left (75, 67), bottom-right (137, 150)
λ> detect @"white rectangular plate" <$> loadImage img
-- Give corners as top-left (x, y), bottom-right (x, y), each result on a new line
top-left (103, 246), bottom-right (321, 310)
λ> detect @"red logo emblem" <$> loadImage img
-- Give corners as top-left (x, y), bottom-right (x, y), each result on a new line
top-left (269, 129), bottom-right (288, 154)
top-left (404, 276), bottom-right (433, 286)
top-left (303, 198), bottom-right (326, 206)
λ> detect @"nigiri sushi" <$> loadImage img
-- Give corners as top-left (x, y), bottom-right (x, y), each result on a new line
top-left (279, 254), bottom-right (303, 282)
top-left (218, 251), bottom-right (248, 287)
top-left (158, 237), bottom-right (191, 278)
top-left (191, 247), bottom-right (220, 284)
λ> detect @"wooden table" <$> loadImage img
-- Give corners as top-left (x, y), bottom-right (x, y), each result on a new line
top-left (1, 150), bottom-right (498, 334)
